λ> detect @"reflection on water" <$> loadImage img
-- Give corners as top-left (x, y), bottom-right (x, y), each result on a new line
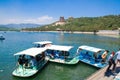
top-left (0, 31), bottom-right (120, 80)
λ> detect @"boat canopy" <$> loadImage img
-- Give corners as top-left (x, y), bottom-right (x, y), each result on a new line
top-left (33, 41), bottom-right (52, 45)
top-left (14, 48), bottom-right (46, 57)
top-left (47, 45), bottom-right (73, 51)
top-left (78, 45), bottom-right (104, 53)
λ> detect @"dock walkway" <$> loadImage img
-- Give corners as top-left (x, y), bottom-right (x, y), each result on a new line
top-left (86, 64), bottom-right (120, 80)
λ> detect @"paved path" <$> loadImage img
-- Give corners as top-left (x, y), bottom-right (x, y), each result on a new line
top-left (86, 64), bottom-right (120, 80)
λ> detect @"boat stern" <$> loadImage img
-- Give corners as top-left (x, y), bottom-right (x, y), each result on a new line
top-left (12, 66), bottom-right (37, 77)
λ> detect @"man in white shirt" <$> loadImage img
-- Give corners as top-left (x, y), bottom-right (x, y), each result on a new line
top-left (116, 48), bottom-right (120, 64)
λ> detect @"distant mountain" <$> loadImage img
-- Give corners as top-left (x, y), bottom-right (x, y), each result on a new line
top-left (0, 23), bottom-right (43, 29)
top-left (0, 26), bottom-right (9, 31)
top-left (0, 25), bottom-right (17, 31)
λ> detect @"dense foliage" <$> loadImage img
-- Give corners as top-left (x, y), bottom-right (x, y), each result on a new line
top-left (22, 15), bottom-right (120, 32)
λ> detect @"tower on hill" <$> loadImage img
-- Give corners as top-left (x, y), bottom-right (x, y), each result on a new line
top-left (53, 16), bottom-right (66, 26)
top-left (59, 16), bottom-right (65, 22)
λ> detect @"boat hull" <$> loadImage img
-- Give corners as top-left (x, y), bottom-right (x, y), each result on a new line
top-left (12, 67), bottom-right (38, 77)
top-left (79, 55), bottom-right (107, 68)
top-left (48, 56), bottom-right (79, 65)
top-left (0, 37), bottom-right (5, 40)
top-left (12, 60), bottom-right (48, 77)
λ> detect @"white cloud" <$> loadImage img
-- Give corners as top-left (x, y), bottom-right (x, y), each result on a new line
top-left (24, 15), bottom-right (54, 24)
top-left (0, 15), bottom-right (56, 24)
top-left (38, 15), bottom-right (53, 22)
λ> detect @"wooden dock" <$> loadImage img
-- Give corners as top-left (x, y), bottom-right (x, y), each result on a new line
top-left (86, 64), bottom-right (120, 80)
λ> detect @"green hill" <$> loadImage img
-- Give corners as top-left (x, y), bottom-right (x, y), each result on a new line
top-left (22, 15), bottom-right (120, 32)
top-left (0, 26), bottom-right (19, 31)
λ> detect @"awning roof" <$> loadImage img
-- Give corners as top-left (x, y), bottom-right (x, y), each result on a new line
top-left (47, 45), bottom-right (73, 51)
top-left (14, 48), bottom-right (46, 57)
top-left (33, 41), bottom-right (52, 45)
top-left (78, 45), bottom-right (104, 53)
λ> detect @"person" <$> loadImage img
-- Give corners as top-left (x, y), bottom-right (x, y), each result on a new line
top-left (115, 48), bottom-right (120, 64)
top-left (29, 56), bottom-right (37, 68)
top-left (50, 50), bottom-right (55, 59)
top-left (93, 52), bottom-right (98, 62)
top-left (41, 52), bottom-right (45, 60)
top-left (101, 50), bottom-right (109, 63)
top-left (37, 44), bottom-right (41, 48)
top-left (85, 51), bottom-right (90, 59)
top-left (106, 51), bottom-right (116, 72)
top-left (18, 55), bottom-right (23, 66)
top-left (21, 54), bottom-right (28, 67)
top-left (77, 48), bottom-right (82, 56)
top-left (64, 51), bottom-right (69, 60)
top-left (21, 55), bottom-right (27, 63)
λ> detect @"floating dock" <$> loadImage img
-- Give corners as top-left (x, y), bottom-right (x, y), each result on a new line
top-left (86, 64), bottom-right (120, 80)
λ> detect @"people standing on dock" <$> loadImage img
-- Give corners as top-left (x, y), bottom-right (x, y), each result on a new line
top-left (106, 51), bottom-right (116, 72)
top-left (115, 48), bottom-right (120, 64)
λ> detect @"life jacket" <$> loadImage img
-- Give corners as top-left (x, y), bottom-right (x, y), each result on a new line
top-left (102, 52), bottom-right (107, 59)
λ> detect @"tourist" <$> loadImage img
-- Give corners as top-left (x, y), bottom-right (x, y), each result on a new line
top-left (18, 55), bottom-right (23, 66)
top-left (115, 48), bottom-right (120, 64)
top-left (106, 51), bottom-right (116, 72)
top-left (77, 48), bottom-right (82, 55)
top-left (21, 55), bottom-right (26, 63)
top-left (85, 51), bottom-right (91, 59)
top-left (93, 52), bottom-right (98, 62)
top-left (50, 50), bottom-right (55, 59)
top-left (29, 56), bottom-right (37, 68)
top-left (41, 52), bottom-right (45, 60)
top-left (101, 50), bottom-right (109, 63)
top-left (21, 54), bottom-right (28, 66)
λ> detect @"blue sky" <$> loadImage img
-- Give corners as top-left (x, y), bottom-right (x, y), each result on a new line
top-left (0, 0), bottom-right (120, 24)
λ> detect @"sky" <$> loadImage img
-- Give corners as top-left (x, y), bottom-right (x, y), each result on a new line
top-left (0, 0), bottom-right (120, 24)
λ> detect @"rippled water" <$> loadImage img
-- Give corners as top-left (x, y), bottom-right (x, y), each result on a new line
top-left (0, 31), bottom-right (120, 80)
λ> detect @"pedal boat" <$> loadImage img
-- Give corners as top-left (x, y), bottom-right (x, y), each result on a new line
top-left (12, 47), bottom-right (48, 77)
top-left (77, 45), bottom-right (108, 68)
top-left (46, 45), bottom-right (79, 64)
top-left (33, 41), bottom-right (52, 48)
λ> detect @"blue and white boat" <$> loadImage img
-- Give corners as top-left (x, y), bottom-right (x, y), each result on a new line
top-left (45, 45), bottom-right (79, 64)
top-left (77, 45), bottom-right (108, 68)
top-left (12, 47), bottom-right (48, 77)
top-left (0, 34), bottom-right (5, 40)
top-left (33, 41), bottom-right (52, 48)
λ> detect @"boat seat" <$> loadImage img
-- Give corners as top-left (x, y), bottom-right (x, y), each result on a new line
top-left (60, 56), bottom-right (64, 59)
top-left (80, 52), bottom-right (86, 57)
top-left (84, 53), bottom-right (92, 60)
top-left (96, 55), bottom-right (102, 62)
top-left (54, 55), bottom-right (59, 59)
top-left (98, 55), bottom-right (102, 59)
top-left (94, 58), bottom-right (102, 63)
top-left (90, 58), bottom-right (95, 64)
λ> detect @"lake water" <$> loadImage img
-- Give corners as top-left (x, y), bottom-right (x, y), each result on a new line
top-left (0, 31), bottom-right (120, 80)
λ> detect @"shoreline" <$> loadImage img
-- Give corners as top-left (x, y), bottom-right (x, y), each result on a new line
top-left (1, 30), bottom-right (114, 38)
top-left (21, 30), bottom-right (120, 38)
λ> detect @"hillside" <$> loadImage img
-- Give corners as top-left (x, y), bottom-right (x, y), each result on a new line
top-left (0, 23), bottom-right (42, 31)
top-left (4, 23), bottom-right (41, 29)
top-left (0, 26), bottom-right (18, 31)
top-left (22, 15), bottom-right (120, 32)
